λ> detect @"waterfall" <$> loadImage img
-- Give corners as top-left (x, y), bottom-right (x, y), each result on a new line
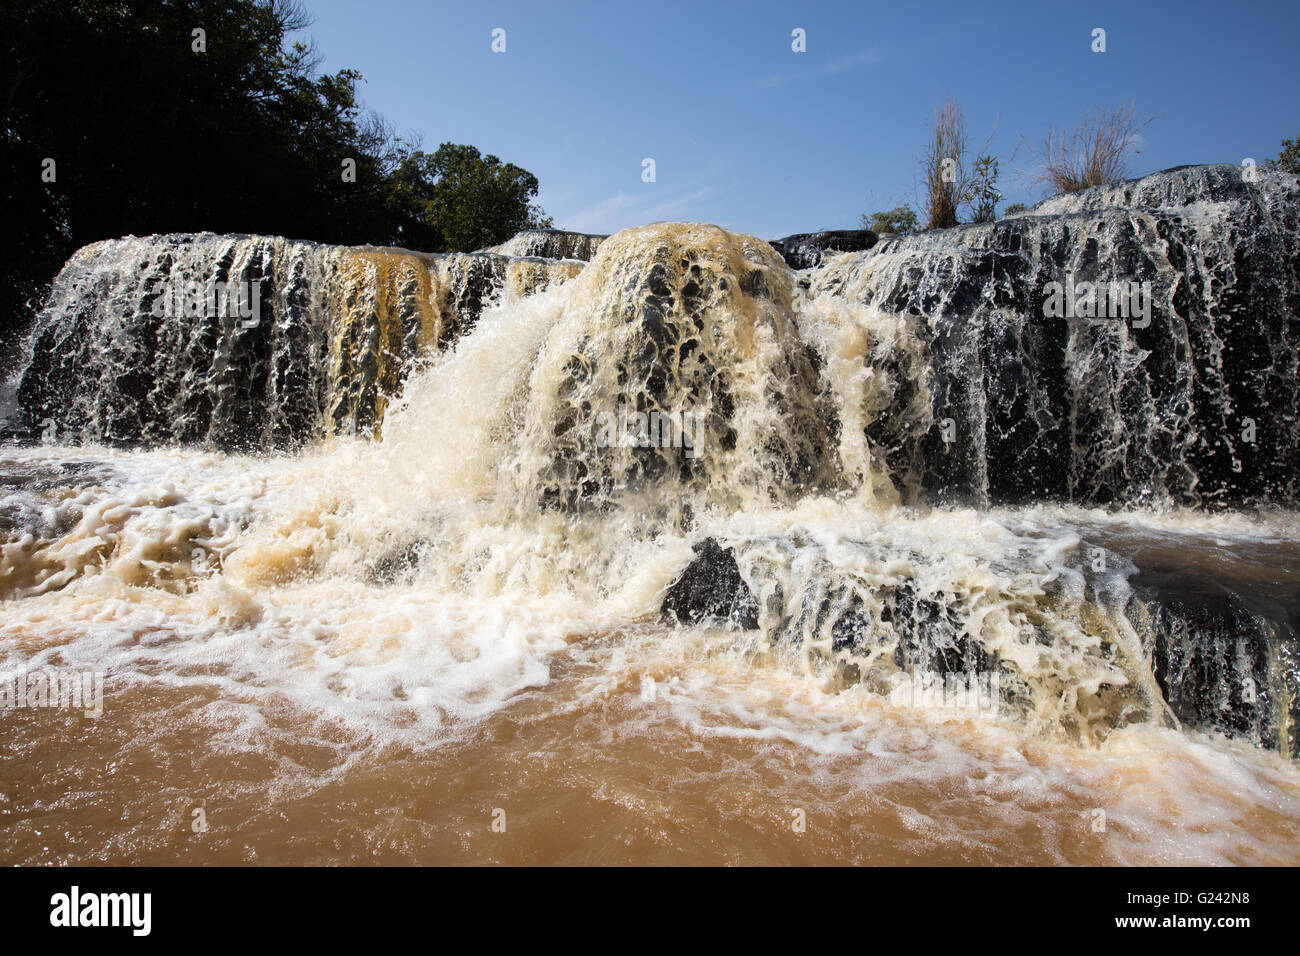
top-left (11, 233), bottom-right (582, 449)
top-left (2, 164), bottom-right (1299, 864)
top-left (809, 164), bottom-right (1300, 508)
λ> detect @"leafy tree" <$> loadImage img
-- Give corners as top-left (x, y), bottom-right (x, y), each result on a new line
top-left (389, 144), bottom-right (553, 252)
top-left (1004, 202), bottom-right (1028, 215)
top-left (860, 205), bottom-right (919, 234)
top-left (0, 0), bottom-right (552, 354)
top-left (1267, 136), bottom-right (1300, 175)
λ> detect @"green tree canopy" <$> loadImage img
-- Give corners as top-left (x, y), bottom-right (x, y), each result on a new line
top-left (389, 144), bottom-right (553, 252)
top-left (1268, 136), bottom-right (1300, 175)
top-left (0, 0), bottom-right (551, 353)
top-left (861, 206), bottom-right (920, 234)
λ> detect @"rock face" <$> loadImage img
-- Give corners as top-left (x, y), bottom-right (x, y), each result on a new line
top-left (479, 229), bottom-right (606, 261)
top-left (661, 539), bottom-right (758, 629)
top-left (8, 164), bottom-right (1300, 761)
top-left (13, 234), bottom-right (582, 449)
top-left (810, 164), bottom-right (1300, 508)
top-left (767, 229), bottom-right (878, 269)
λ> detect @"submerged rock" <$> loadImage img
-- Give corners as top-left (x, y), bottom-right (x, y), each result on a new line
top-left (658, 530), bottom-right (1156, 745)
top-left (1127, 562), bottom-right (1300, 758)
top-left (658, 521), bottom-right (1300, 757)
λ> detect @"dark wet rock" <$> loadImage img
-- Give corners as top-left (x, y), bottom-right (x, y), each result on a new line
top-left (661, 533), bottom-right (1153, 741)
top-left (1128, 564), bottom-right (1300, 758)
top-left (661, 538), bottom-right (759, 629)
top-left (529, 223), bottom-right (836, 516)
top-left (767, 229), bottom-right (878, 269)
top-left (11, 165), bottom-right (1300, 509)
top-left (810, 163), bottom-right (1300, 508)
top-left (366, 540), bottom-right (426, 586)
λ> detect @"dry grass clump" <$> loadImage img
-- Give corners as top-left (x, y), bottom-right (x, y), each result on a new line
top-left (1036, 103), bottom-right (1152, 194)
top-left (922, 97), bottom-right (970, 230)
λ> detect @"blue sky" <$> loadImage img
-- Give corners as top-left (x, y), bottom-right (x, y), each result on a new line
top-left (299, 0), bottom-right (1300, 239)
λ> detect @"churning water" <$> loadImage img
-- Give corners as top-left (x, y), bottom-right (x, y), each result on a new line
top-left (2, 209), bottom-right (1298, 864)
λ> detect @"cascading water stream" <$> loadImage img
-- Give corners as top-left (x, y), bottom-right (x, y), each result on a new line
top-left (1, 165), bottom-right (1298, 865)
top-left (7, 233), bottom-right (583, 449)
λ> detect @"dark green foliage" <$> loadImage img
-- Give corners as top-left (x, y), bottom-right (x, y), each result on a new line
top-left (387, 144), bottom-right (553, 253)
top-left (860, 205), bottom-right (919, 234)
top-left (967, 154), bottom-right (1001, 223)
top-left (1268, 136), bottom-right (1300, 175)
top-left (0, 0), bottom-right (550, 355)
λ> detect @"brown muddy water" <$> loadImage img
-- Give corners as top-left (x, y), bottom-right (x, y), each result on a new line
top-left (1, 445), bottom-right (1297, 865)
top-left (2, 618), bottom-right (1298, 865)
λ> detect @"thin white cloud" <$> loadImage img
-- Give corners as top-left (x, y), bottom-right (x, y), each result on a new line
top-left (564, 192), bottom-right (639, 231)
top-left (642, 187), bottom-right (716, 222)
top-left (563, 185), bottom-right (719, 234)
top-left (755, 48), bottom-right (878, 90)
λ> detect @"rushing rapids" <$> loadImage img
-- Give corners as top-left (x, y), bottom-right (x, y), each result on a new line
top-left (1, 164), bottom-right (1298, 864)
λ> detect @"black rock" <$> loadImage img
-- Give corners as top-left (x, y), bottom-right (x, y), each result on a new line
top-left (661, 538), bottom-right (759, 629)
top-left (767, 230), bottom-right (878, 269)
top-left (809, 163), bottom-right (1300, 508)
top-left (11, 234), bottom-right (582, 451)
top-left (1128, 564), bottom-right (1300, 758)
